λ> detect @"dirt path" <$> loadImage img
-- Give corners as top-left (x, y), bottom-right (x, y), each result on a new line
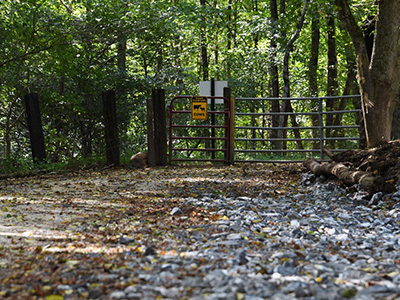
top-left (0, 164), bottom-right (304, 298)
top-left (0, 168), bottom-right (159, 247)
top-left (0, 163), bottom-right (301, 247)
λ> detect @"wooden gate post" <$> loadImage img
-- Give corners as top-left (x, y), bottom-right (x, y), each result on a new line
top-left (224, 87), bottom-right (235, 164)
top-left (147, 88), bottom-right (167, 166)
top-left (24, 93), bottom-right (46, 163)
top-left (102, 90), bottom-right (120, 166)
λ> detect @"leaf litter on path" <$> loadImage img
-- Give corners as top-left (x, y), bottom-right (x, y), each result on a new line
top-left (5, 163), bottom-right (399, 299)
top-left (0, 164), bottom-right (302, 298)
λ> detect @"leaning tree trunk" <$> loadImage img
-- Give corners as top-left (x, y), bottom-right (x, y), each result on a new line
top-left (335, 0), bottom-right (400, 148)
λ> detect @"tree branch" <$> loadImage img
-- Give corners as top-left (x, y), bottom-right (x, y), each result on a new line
top-left (0, 38), bottom-right (69, 68)
top-left (59, 0), bottom-right (72, 14)
top-left (334, 0), bottom-right (366, 56)
top-left (282, 0), bottom-right (308, 98)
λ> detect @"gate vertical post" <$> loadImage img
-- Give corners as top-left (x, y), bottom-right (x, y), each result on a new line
top-left (24, 93), bottom-right (47, 163)
top-left (318, 97), bottom-right (325, 160)
top-left (102, 90), bottom-right (120, 166)
top-left (211, 77), bottom-right (216, 159)
top-left (154, 88), bottom-right (167, 165)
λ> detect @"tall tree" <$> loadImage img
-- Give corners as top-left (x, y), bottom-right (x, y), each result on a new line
top-left (326, 12), bottom-right (339, 144)
top-left (269, 0), bottom-right (281, 150)
top-left (309, 8), bottom-right (320, 149)
top-left (335, 0), bottom-right (400, 148)
top-left (279, 0), bottom-right (308, 150)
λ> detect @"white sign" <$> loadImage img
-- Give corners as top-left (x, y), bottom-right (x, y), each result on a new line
top-left (199, 81), bottom-right (228, 104)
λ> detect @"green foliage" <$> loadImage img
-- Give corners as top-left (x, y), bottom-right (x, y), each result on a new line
top-left (0, 0), bottom-right (367, 173)
top-left (0, 155), bottom-right (106, 177)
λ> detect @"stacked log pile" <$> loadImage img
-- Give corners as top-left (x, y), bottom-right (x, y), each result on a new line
top-left (303, 142), bottom-right (400, 195)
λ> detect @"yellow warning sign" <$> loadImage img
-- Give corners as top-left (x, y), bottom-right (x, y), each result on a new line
top-left (191, 96), bottom-right (208, 120)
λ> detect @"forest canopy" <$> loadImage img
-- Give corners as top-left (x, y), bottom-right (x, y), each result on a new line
top-left (0, 0), bottom-right (379, 169)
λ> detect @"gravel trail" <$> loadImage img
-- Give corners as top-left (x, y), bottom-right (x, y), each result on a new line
top-left (1, 165), bottom-right (400, 299)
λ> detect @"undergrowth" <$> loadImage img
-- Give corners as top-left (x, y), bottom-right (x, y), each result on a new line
top-left (0, 155), bottom-right (133, 178)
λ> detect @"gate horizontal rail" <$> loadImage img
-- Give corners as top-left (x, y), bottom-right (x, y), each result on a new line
top-left (234, 95), bottom-right (361, 163)
top-left (167, 95), bottom-right (361, 164)
top-left (236, 109), bottom-right (360, 116)
top-left (169, 96), bottom-right (232, 163)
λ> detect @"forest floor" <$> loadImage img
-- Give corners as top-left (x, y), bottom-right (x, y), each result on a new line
top-left (1, 151), bottom-right (400, 299)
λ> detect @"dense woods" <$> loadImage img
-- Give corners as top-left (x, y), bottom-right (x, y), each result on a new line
top-left (0, 0), bottom-right (392, 170)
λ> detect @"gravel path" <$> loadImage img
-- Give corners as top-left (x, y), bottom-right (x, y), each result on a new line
top-left (1, 166), bottom-right (400, 299)
top-left (107, 178), bottom-right (400, 300)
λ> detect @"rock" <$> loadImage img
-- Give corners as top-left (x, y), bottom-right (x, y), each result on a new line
top-left (369, 192), bottom-right (383, 205)
top-left (109, 290), bottom-right (126, 299)
top-left (130, 152), bottom-right (147, 168)
top-left (226, 233), bottom-right (242, 240)
top-left (119, 236), bottom-right (135, 245)
top-left (237, 251), bottom-right (249, 265)
top-left (144, 245), bottom-right (157, 256)
top-left (170, 207), bottom-right (184, 216)
top-left (95, 274), bottom-right (119, 282)
top-left (88, 288), bottom-right (102, 299)
top-left (392, 190), bottom-right (400, 200)
top-left (57, 284), bottom-right (72, 291)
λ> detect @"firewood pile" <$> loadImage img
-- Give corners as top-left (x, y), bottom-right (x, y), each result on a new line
top-left (303, 140), bottom-right (400, 195)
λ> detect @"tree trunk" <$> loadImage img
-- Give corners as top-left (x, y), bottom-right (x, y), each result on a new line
top-left (213, 0), bottom-right (219, 78)
top-left (24, 93), bottom-right (47, 163)
top-left (391, 99), bottom-right (400, 139)
top-left (309, 13), bottom-right (320, 149)
top-left (200, 0), bottom-right (209, 81)
top-left (279, 0), bottom-right (308, 150)
top-left (332, 53), bottom-right (357, 146)
top-left (102, 90), bottom-right (120, 166)
top-left (117, 37), bottom-right (127, 73)
top-left (335, 0), bottom-right (400, 148)
top-left (326, 13), bottom-right (339, 147)
top-left (269, 0), bottom-right (281, 151)
top-left (287, 102), bottom-right (304, 149)
top-left (80, 120), bottom-right (93, 158)
top-left (226, 0), bottom-right (233, 77)
top-left (332, 30), bottom-right (357, 128)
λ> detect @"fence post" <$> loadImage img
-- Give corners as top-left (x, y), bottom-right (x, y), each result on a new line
top-left (147, 88), bottom-right (167, 166)
top-left (24, 93), bottom-right (46, 163)
top-left (318, 97), bottom-right (325, 161)
top-left (224, 87), bottom-right (234, 164)
top-left (102, 90), bottom-right (120, 166)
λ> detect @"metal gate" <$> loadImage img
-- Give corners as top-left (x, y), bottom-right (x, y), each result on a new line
top-left (234, 95), bottom-right (361, 162)
top-left (169, 96), bottom-right (233, 163)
